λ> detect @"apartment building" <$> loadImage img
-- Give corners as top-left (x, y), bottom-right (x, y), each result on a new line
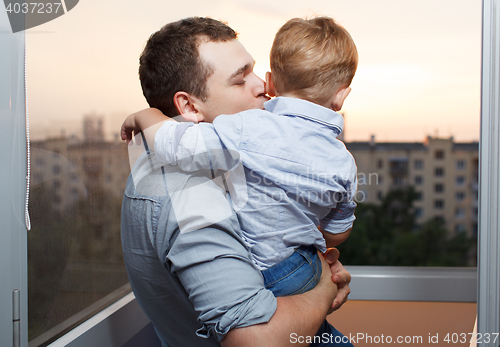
top-left (346, 136), bottom-right (479, 237)
top-left (31, 116), bottom-right (129, 212)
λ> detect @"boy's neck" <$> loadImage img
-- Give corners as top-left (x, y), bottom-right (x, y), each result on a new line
top-left (275, 93), bottom-right (335, 111)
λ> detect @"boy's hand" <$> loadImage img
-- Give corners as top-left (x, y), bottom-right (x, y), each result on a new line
top-left (323, 248), bottom-right (351, 313)
top-left (121, 113), bottom-right (141, 144)
top-left (120, 108), bottom-right (173, 146)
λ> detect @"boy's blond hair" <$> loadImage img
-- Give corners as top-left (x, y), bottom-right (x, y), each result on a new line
top-left (270, 17), bottom-right (358, 105)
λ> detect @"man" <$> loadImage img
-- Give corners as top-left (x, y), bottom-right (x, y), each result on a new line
top-left (121, 17), bottom-right (352, 347)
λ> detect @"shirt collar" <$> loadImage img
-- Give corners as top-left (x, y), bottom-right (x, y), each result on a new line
top-left (264, 96), bottom-right (344, 135)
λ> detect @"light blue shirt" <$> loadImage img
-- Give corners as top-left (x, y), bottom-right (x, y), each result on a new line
top-left (121, 146), bottom-right (277, 346)
top-left (155, 97), bottom-right (357, 270)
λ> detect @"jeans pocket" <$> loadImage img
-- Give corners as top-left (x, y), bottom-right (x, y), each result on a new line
top-left (262, 246), bottom-right (322, 296)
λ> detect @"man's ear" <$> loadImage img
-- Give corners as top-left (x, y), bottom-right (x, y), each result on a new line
top-left (331, 87), bottom-right (351, 112)
top-left (265, 72), bottom-right (276, 97)
top-left (173, 91), bottom-right (204, 122)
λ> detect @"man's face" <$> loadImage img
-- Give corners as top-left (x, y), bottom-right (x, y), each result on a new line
top-left (194, 39), bottom-right (269, 123)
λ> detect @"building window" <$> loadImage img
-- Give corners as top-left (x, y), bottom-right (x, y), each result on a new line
top-left (393, 176), bottom-right (405, 186)
top-left (414, 159), bottom-right (423, 170)
top-left (53, 180), bottom-right (61, 190)
top-left (472, 223), bottom-right (478, 237)
top-left (34, 173), bottom-right (43, 184)
top-left (455, 207), bottom-right (466, 218)
top-left (456, 160), bottom-right (466, 170)
top-left (434, 215), bottom-right (445, 223)
top-left (434, 183), bottom-right (444, 193)
top-left (389, 158), bottom-right (408, 175)
top-left (414, 176), bottom-right (423, 185)
top-left (53, 164), bottom-right (61, 175)
top-left (434, 200), bottom-right (444, 209)
top-left (456, 176), bottom-right (466, 186)
top-left (455, 192), bottom-right (466, 201)
top-left (35, 158), bottom-right (45, 167)
top-left (414, 208), bottom-right (423, 218)
top-left (455, 224), bottom-right (466, 233)
top-left (377, 159), bottom-right (383, 169)
top-left (377, 191), bottom-right (384, 200)
top-left (415, 191), bottom-right (423, 201)
top-left (378, 175), bottom-right (383, 184)
top-left (435, 167), bottom-right (444, 177)
top-left (435, 150), bottom-right (445, 159)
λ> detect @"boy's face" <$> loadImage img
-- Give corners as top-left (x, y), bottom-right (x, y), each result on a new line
top-left (193, 39), bottom-right (269, 123)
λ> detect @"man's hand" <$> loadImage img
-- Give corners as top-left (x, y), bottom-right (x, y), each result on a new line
top-left (222, 252), bottom-right (339, 347)
top-left (323, 248), bottom-right (351, 313)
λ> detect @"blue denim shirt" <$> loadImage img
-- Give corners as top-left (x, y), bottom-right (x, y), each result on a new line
top-left (155, 97), bottom-right (357, 270)
top-left (121, 147), bottom-right (277, 346)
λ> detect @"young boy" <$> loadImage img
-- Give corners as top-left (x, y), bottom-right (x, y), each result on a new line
top-left (122, 16), bottom-right (358, 297)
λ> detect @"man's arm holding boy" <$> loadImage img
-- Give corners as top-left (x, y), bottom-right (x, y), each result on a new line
top-left (222, 249), bottom-right (349, 347)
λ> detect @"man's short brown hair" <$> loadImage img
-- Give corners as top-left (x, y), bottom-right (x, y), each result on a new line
top-left (270, 17), bottom-right (358, 105)
top-left (139, 17), bottom-right (237, 116)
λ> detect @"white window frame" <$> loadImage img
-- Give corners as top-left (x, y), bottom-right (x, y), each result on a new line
top-left (477, 0), bottom-right (500, 338)
top-left (0, 9), bottom-right (28, 347)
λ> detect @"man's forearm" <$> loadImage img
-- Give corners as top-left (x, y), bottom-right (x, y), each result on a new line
top-left (222, 255), bottom-right (336, 347)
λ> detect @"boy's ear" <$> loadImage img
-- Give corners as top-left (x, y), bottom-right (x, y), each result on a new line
top-left (331, 87), bottom-right (351, 112)
top-left (173, 91), bottom-right (204, 122)
top-left (265, 72), bottom-right (276, 97)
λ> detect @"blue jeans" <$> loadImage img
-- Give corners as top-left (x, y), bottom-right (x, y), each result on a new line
top-left (262, 246), bottom-right (355, 347)
top-left (261, 245), bottom-right (322, 296)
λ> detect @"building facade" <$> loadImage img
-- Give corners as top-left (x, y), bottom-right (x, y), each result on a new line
top-left (346, 136), bottom-right (479, 237)
top-left (31, 116), bottom-right (129, 213)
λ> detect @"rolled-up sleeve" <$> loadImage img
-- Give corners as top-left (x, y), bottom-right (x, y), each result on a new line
top-left (166, 221), bottom-right (277, 342)
top-left (320, 158), bottom-right (358, 234)
top-left (319, 200), bottom-right (356, 234)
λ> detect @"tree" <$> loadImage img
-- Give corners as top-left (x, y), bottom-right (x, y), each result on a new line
top-left (337, 187), bottom-right (476, 266)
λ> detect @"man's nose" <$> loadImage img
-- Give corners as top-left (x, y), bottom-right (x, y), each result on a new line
top-left (251, 73), bottom-right (266, 96)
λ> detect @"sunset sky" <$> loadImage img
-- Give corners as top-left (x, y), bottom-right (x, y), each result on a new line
top-left (25, 0), bottom-right (482, 142)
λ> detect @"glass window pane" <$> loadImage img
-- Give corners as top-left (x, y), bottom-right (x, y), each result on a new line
top-left (335, 1), bottom-right (480, 267)
top-left (26, 15), bottom-right (136, 344)
top-left (28, 124), bottom-right (130, 343)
